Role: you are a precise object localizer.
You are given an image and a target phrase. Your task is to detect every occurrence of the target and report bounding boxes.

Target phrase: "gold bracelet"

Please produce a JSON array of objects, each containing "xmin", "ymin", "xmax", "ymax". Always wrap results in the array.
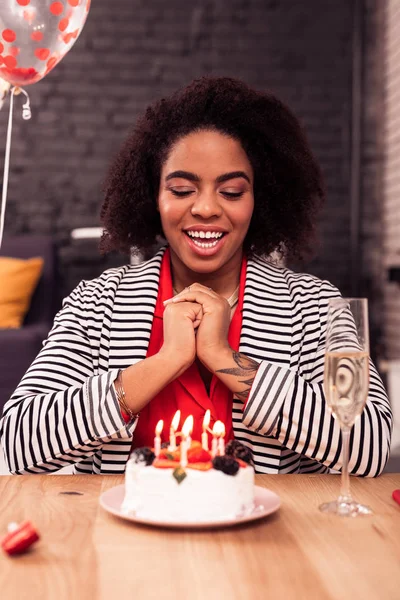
[{"xmin": 114, "ymin": 370, "xmax": 139, "ymax": 421}]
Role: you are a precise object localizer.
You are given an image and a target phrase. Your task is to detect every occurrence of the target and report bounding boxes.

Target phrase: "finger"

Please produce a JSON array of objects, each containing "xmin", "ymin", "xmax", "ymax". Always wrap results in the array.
[
  {"xmin": 164, "ymin": 284, "xmax": 215, "ymax": 305},
  {"xmin": 164, "ymin": 289, "xmax": 217, "ymax": 306}
]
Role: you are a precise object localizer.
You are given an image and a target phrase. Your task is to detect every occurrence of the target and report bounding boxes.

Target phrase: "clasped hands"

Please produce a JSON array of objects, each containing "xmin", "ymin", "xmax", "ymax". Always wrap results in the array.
[{"xmin": 161, "ymin": 282, "xmax": 232, "ymax": 372}]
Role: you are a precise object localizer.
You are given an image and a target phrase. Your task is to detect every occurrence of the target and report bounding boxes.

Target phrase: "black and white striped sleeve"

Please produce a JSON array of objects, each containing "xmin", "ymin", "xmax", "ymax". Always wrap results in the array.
[
  {"xmin": 242, "ymin": 280, "xmax": 392, "ymax": 477},
  {"xmin": 0, "ymin": 280, "xmax": 137, "ymax": 474}
]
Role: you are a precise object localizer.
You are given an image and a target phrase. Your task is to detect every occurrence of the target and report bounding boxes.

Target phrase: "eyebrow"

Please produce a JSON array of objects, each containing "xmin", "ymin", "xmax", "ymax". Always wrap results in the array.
[{"xmin": 165, "ymin": 170, "xmax": 251, "ymax": 184}]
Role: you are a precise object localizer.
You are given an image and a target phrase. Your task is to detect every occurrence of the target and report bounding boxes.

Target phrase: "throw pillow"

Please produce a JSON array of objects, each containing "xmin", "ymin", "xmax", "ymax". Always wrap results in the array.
[{"xmin": 0, "ymin": 256, "xmax": 44, "ymax": 328}]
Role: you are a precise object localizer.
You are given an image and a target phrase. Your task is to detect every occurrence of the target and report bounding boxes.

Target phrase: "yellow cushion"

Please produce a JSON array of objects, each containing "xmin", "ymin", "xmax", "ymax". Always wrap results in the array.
[{"xmin": 0, "ymin": 256, "xmax": 44, "ymax": 328}]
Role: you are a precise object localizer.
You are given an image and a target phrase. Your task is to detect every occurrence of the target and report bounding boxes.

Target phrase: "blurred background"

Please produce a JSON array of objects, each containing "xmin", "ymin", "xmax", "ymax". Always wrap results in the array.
[{"xmin": 1, "ymin": 0, "xmax": 399, "ymax": 469}]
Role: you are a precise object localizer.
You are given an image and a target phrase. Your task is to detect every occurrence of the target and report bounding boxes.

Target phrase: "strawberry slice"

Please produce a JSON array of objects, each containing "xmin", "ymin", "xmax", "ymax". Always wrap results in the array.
[
  {"xmin": 187, "ymin": 461, "xmax": 213, "ymax": 471},
  {"xmin": 153, "ymin": 459, "xmax": 179, "ymax": 469},
  {"xmin": 187, "ymin": 447, "xmax": 212, "ymax": 463},
  {"xmin": 157, "ymin": 449, "xmax": 180, "ymax": 462}
]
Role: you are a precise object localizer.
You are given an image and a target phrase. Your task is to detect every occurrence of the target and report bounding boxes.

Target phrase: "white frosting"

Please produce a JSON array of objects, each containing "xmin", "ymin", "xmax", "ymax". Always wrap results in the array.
[{"xmin": 122, "ymin": 459, "xmax": 255, "ymax": 523}]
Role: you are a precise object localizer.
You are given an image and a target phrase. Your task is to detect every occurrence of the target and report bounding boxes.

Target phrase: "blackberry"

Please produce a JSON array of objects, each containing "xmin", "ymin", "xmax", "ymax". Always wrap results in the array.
[
  {"xmin": 225, "ymin": 439, "xmax": 244, "ymax": 456},
  {"xmin": 212, "ymin": 456, "xmax": 240, "ymax": 476},
  {"xmin": 131, "ymin": 447, "xmax": 155, "ymax": 466},
  {"xmin": 225, "ymin": 440, "xmax": 253, "ymax": 465}
]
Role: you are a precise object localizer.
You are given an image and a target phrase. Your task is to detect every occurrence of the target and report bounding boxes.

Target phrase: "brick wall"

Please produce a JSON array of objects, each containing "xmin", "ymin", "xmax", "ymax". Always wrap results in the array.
[
  {"xmin": 0, "ymin": 0, "xmax": 355, "ymax": 303},
  {"xmin": 383, "ymin": 0, "xmax": 400, "ymax": 359}
]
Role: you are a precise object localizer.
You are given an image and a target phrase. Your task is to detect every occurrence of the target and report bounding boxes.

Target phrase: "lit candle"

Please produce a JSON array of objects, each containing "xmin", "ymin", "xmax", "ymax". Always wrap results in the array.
[
  {"xmin": 186, "ymin": 415, "xmax": 194, "ymax": 451},
  {"xmin": 218, "ymin": 422, "xmax": 226, "ymax": 456},
  {"xmin": 180, "ymin": 415, "xmax": 193, "ymax": 468},
  {"xmin": 168, "ymin": 410, "xmax": 181, "ymax": 451},
  {"xmin": 154, "ymin": 419, "xmax": 163, "ymax": 458},
  {"xmin": 211, "ymin": 421, "xmax": 222, "ymax": 458},
  {"xmin": 202, "ymin": 409, "xmax": 211, "ymax": 451}
]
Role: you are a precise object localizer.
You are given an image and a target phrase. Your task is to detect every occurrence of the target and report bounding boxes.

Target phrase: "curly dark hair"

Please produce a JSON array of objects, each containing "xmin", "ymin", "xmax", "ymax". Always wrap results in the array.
[{"xmin": 100, "ymin": 76, "xmax": 324, "ymax": 261}]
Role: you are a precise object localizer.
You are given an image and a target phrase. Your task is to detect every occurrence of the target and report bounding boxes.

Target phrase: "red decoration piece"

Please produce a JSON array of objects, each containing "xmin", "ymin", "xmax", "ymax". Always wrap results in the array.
[
  {"xmin": 45, "ymin": 55, "xmax": 58, "ymax": 74},
  {"xmin": 23, "ymin": 9, "xmax": 36, "ymax": 24},
  {"xmin": 2, "ymin": 29, "xmax": 17, "ymax": 43},
  {"xmin": 1, "ymin": 521, "xmax": 40, "ymax": 556},
  {"xmin": 50, "ymin": 1, "xmax": 64, "ymax": 16},
  {"xmin": 393, "ymin": 489, "xmax": 400, "ymax": 506},
  {"xmin": 0, "ymin": 42, "xmax": 4, "ymax": 53},
  {"xmin": 0, "ymin": 65, "xmax": 40, "ymax": 85},
  {"xmin": 31, "ymin": 31, "xmax": 43, "ymax": 42},
  {"xmin": 68, "ymin": 0, "xmax": 80, "ymax": 5},
  {"xmin": 0, "ymin": 57, "xmax": 4, "ymax": 66},
  {"xmin": 34, "ymin": 48, "xmax": 50, "ymax": 61},
  {"xmin": 17, "ymin": 0, "xmax": 31, "ymax": 5},
  {"xmin": 58, "ymin": 18, "xmax": 69, "ymax": 32},
  {"xmin": 3, "ymin": 55, "xmax": 17, "ymax": 69}
]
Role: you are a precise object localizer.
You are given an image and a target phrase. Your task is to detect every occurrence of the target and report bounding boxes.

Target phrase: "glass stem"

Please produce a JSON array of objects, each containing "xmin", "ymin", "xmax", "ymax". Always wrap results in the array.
[{"xmin": 340, "ymin": 426, "xmax": 352, "ymax": 502}]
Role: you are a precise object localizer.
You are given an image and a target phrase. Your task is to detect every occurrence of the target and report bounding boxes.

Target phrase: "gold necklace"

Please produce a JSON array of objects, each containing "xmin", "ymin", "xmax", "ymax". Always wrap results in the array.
[{"xmin": 172, "ymin": 285, "xmax": 239, "ymax": 309}]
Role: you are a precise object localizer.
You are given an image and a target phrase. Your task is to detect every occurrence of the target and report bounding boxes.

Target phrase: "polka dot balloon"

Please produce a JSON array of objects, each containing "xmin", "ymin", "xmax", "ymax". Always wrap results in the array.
[{"xmin": 0, "ymin": 0, "xmax": 91, "ymax": 86}]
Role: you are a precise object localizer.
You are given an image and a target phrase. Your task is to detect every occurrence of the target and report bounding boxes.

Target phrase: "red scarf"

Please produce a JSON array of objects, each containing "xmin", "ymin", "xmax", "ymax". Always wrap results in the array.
[{"xmin": 131, "ymin": 248, "xmax": 246, "ymax": 449}]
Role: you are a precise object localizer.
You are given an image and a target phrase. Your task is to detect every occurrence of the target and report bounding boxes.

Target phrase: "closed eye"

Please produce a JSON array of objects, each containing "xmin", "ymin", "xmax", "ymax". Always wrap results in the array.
[
  {"xmin": 221, "ymin": 191, "xmax": 243, "ymax": 199},
  {"xmin": 170, "ymin": 190, "xmax": 244, "ymax": 199},
  {"xmin": 170, "ymin": 190, "xmax": 193, "ymax": 197}
]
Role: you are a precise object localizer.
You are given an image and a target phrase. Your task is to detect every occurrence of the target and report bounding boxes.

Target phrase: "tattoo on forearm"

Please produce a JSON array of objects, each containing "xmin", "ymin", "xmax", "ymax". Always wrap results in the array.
[{"xmin": 216, "ymin": 351, "xmax": 259, "ymax": 401}]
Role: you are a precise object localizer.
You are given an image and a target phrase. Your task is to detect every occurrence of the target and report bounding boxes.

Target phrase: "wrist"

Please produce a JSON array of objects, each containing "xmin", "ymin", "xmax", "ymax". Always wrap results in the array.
[
  {"xmin": 157, "ymin": 347, "xmax": 193, "ymax": 378},
  {"xmin": 199, "ymin": 344, "xmax": 233, "ymax": 373}
]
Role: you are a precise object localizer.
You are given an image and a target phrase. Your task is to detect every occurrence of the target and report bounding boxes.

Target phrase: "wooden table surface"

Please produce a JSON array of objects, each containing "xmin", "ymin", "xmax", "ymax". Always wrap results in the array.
[{"xmin": 0, "ymin": 473, "xmax": 399, "ymax": 600}]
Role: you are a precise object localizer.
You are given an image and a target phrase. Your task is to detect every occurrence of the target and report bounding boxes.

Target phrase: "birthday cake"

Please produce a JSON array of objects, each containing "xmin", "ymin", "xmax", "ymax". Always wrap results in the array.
[{"xmin": 121, "ymin": 440, "xmax": 255, "ymax": 523}]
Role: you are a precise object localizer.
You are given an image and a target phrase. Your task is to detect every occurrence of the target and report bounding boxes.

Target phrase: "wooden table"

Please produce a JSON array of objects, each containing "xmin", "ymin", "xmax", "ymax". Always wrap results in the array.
[{"xmin": 0, "ymin": 474, "xmax": 399, "ymax": 600}]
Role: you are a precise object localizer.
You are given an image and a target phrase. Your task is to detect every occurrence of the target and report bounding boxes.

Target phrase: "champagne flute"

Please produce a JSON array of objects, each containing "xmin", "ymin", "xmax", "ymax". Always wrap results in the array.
[{"xmin": 319, "ymin": 298, "xmax": 372, "ymax": 517}]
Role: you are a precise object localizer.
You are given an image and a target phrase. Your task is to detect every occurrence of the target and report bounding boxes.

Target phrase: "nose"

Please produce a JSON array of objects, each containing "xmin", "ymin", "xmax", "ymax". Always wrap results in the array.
[{"xmin": 190, "ymin": 191, "xmax": 223, "ymax": 219}]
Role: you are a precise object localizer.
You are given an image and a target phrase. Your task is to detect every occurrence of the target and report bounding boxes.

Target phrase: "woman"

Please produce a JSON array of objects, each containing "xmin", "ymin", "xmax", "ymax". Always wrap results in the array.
[{"xmin": 0, "ymin": 77, "xmax": 391, "ymax": 475}]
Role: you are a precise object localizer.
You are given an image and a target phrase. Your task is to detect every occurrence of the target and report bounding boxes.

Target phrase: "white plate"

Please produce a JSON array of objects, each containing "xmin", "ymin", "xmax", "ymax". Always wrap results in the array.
[{"xmin": 100, "ymin": 484, "xmax": 281, "ymax": 530}]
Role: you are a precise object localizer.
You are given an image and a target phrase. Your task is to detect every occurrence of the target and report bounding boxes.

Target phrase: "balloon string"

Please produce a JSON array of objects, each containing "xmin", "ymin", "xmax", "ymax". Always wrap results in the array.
[{"xmin": 0, "ymin": 86, "xmax": 31, "ymax": 249}]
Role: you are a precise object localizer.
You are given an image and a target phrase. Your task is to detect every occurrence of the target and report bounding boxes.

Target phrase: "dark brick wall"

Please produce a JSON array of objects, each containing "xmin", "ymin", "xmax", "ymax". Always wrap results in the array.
[{"xmin": 1, "ymin": 0, "xmax": 356, "ymax": 304}]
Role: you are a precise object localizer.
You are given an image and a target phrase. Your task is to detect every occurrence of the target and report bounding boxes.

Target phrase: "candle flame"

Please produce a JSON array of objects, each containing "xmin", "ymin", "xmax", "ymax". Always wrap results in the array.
[
  {"xmin": 212, "ymin": 420, "xmax": 225, "ymax": 437},
  {"xmin": 182, "ymin": 415, "xmax": 194, "ymax": 437},
  {"xmin": 155, "ymin": 419, "xmax": 164, "ymax": 436},
  {"xmin": 202, "ymin": 409, "xmax": 211, "ymax": 430},
  {"xmin": 171, "ymin": 410, "xmax": 181, "ymax": 431}
]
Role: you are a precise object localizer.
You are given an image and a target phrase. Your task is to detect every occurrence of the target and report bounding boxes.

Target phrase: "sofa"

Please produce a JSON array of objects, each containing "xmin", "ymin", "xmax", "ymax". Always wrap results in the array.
[{"xmin": 0, "ymin": 235, "xmax": 58, "ymax": 413}]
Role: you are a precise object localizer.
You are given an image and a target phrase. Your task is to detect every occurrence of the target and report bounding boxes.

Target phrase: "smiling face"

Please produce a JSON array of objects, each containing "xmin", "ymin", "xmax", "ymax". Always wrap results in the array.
[{"xmin": 158, "ymin": 129, "xmax": 254, "ymax": 282}]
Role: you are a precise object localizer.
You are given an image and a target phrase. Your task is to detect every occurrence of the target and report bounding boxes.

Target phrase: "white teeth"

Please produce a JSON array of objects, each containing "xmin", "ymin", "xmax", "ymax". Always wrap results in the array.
[
  {"xmin": 186, "ymin": 230, "xmax": 224, "ymax": 239},
  {"xmin": 192, "ymin": 239, "xmax": 220, "ymax": 248}
]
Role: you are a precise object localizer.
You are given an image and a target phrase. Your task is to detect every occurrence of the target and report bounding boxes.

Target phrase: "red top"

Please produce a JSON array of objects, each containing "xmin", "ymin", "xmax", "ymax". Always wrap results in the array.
[{"xmin": 126, "ymin": 248, "xmax": 247, "ymax": 449}]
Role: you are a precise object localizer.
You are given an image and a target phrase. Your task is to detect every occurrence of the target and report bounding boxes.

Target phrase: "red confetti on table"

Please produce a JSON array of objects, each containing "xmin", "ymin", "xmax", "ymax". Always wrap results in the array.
[
  {"xmin": 16, "ymin": 0, "xmax": 31, "ymax": 5},
  {"xmin": 0, "ymin": 42, "xmax": 4, "ymax": 54},
  {"xmin": 2, "ymin": 29, "xmax": 17, "ymax": 43},
  {"xmin": 68, "ymin": 0, "xmax": 80, "ymax": 5},
  {"xmin": 393, "ymin": 489, "xmax": 400, "ymax": 506},
  {"xmin": 50, "ymin": 1, "xmax": 64, "ymax": 16},
  {"xmin": 1, "ymin": 521, "xmax": 40, "ymax": 556}
]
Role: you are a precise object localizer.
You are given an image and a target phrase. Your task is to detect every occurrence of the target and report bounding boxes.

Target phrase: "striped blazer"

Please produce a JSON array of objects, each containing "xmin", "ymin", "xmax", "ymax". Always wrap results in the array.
[{"xmin": 0, "ymin": 247, "xmax": 392, "ymax": 476}]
